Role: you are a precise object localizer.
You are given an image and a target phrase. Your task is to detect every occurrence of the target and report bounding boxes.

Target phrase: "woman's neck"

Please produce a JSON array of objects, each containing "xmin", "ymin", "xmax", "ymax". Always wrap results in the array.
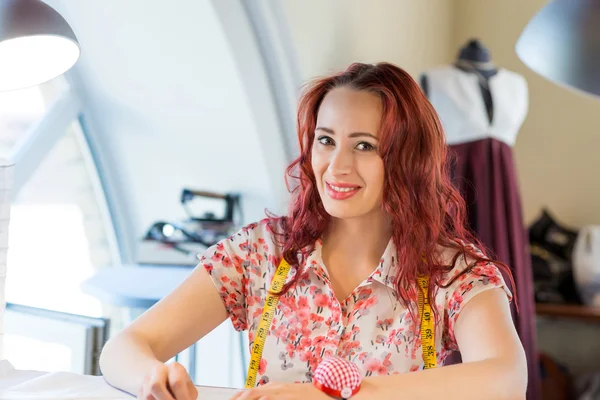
[{"xmin": 322, "ymin": 211, "xmax": 392, "ymax": 269}]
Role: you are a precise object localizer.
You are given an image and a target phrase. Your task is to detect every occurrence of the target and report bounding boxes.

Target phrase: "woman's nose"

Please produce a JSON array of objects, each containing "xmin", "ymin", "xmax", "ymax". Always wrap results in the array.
[{"xmin": 328, "ymin": 149, "xmax": 353, "ymax": 176}]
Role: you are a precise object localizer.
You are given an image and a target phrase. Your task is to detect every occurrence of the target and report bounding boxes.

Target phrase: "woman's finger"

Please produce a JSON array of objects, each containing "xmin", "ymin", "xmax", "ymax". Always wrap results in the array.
[
  {"xmin": 149, "ymin": 367, "xmax": 175, "ymax": 400},
  {"xmin": 167, "ymin": 363, "xmax": 194, "ymax": 400}
]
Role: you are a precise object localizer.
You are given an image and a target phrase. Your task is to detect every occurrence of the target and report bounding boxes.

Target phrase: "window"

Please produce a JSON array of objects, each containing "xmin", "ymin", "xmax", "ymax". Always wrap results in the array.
[
  {"xmin": 1, "ymin": 77, "xmax": 118, "ymax": 373},
  {"xmin": 4, "ymin": 303, "xmax": 109, "ymax": 375},
  {"xmin": 0, "ymin": 79, "xmax": 67, "ymax": 159}
]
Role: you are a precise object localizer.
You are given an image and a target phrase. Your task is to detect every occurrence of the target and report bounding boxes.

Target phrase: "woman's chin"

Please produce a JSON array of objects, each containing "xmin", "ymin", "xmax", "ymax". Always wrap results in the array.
[{"xmin": 323, "ymin": 204, "xmax": 363, "ymax": 220}]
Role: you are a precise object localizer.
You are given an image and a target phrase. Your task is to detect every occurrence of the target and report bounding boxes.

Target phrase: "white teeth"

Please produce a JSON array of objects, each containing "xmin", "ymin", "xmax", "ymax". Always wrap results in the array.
[{"xmin": 330, "ymin": 185, "xmax": 357, "ymax": 192}]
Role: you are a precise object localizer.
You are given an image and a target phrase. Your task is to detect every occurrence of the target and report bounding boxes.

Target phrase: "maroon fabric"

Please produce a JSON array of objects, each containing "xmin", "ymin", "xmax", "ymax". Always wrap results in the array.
[{"xmin": 449, "ymin": 138, "xmax": 541, "ymax": 400}]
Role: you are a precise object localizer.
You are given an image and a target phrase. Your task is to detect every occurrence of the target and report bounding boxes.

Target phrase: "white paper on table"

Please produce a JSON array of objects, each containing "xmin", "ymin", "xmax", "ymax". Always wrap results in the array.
[{"xmin": 0, "ymin": 361, "xmax": 241, "ymax": 400}]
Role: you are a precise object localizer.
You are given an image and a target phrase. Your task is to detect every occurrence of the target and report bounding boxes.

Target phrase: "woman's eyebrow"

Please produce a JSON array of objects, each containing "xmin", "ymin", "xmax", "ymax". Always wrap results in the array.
[{"xmin": 315, "ymin": 127, "xmax": 378, "ymax": 140}]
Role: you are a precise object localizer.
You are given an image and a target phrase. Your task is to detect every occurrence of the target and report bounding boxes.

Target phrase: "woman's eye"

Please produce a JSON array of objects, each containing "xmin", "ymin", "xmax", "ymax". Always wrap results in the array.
[
  {"xmin": 356, "ymin": 142, "xmax": 375, "ymax": 151},
  {"xmin": 317, "ymin": 136, "xmax": 334, "ymax": 146}
]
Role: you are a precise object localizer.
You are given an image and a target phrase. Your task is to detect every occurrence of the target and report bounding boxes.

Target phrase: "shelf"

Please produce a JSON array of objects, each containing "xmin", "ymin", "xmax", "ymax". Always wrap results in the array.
[{"xmin": 536, "ymin": 303, "xmax": 600, "ymax": 323}]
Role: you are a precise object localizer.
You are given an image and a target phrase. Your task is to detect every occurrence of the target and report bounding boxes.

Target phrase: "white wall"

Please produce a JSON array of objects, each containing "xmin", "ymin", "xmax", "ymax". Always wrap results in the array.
[
  {"xmin": 0, "ymin": 159, "xmax": 14, "ymax": 360},
  {"xmin": 283, "ymin": 0, "xmax": 456, "ymax": 80}
]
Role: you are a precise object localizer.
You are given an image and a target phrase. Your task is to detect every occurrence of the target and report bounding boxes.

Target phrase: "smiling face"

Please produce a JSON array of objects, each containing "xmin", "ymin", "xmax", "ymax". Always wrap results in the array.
[{"xmin": 311, "ymin": 86, "xmax": 385, "ymax": 220}]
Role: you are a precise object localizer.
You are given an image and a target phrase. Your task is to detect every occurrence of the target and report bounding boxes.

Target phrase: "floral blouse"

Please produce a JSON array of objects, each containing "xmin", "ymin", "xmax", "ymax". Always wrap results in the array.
[{"xmin": 198, "ymin": 218, "xmax": 511, "ymax": 385}]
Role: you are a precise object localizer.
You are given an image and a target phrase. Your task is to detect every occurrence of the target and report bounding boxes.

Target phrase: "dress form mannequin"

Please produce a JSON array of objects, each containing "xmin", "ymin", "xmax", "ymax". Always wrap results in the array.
[{"xmin": 421, "ymin": 39, "xmax": 497, "ymax": 123}]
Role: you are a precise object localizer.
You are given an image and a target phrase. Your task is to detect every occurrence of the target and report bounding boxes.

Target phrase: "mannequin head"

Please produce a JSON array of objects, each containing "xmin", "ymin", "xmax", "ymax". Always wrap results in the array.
[
  {"xmin": 456, "ymin": 39, "xmax": 497, "ymax": 78},
  {"xmin": 457, "ymin": 39, "xmax": 492, "ymax": 63}
]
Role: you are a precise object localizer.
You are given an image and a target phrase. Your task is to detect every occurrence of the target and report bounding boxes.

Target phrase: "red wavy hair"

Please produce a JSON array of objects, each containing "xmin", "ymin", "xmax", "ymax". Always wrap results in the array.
[{"xmin": 270, "ymin": 62, "xmax": 515, "ymax": 318}]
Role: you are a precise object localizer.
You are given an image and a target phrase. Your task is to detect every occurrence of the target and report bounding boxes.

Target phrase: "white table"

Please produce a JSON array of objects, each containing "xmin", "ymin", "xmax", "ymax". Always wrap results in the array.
[
  {"xmin": 0, "ymin": 360, "xmax": 239, "ymax": 400},
  {"xmin": 81, "ymin": 265, "xmax": 194, "ymax": 310},
  {"xmin": 80, "ymin": 265, "xmax": 199, "ymax": 379}
]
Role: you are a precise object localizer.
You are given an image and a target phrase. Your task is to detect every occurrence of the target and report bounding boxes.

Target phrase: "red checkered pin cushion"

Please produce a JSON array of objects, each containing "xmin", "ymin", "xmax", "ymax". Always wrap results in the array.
[{"xmin": 313, "ymin": 357, "xmax": 362, "ymax": 399}]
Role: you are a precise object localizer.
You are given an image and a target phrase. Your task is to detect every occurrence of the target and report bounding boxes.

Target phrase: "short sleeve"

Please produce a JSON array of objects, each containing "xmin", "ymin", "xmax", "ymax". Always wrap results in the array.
[
  {"xmin": 442, "ymin": 253, "xmax": 513, "ymax": 350},
  {"xmin": 196, "ymin": 228, "xmax": 251, "ymax": 331}
]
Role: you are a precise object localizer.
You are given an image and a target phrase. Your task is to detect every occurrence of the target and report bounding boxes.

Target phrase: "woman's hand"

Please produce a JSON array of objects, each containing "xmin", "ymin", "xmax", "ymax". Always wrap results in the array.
[
  {"xmin": 137, "ymin": 361, "xmax": 198, "ymax": 400},
  {"xmin": 230, "ymin": 382, "xmax": 330, "ymax": 400}
]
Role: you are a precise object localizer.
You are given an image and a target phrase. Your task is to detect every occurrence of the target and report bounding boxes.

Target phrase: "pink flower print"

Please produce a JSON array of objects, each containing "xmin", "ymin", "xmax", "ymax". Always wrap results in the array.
[
  {"xmin": 382, "ymin": 352, "xmax": 392, "ymax": 367},
  {"xmin": 220, "ymin": 275, "xmax": 230, "ymax": 284},
  {"xmin": 365, "ymin": 358, "xmax": 383, "ymax": 376},
  {"xmin": 300, "ymin": 318, "xmax": 310, "ymax": 328},
  {"xmin": 222, "ymin": 256, "xmax": 232, "ymax": 268},
  {"xmin": 312, "ymin": 336, "xmax": 326, "ymax": 347},
  {"xmin": 297, "ymin": 308, "xmax": 310, "ymax": 321},
  {"xmin": 211, "ymin": 252, "xmax": 223, "ymax": 262},
  {"xmin": 342, "ymin": 341, "xmax": 360, "ymax": 357},
  {"xmin": 258, "ymin": 237, "xmax": 265, "ymax": 245},
  {"xmin": 204, "ymin": 263, "xmax": 213, "ymax": 274},
  {"xmin": 238, "ymin": 240, "xmax": 249, "ymax": 251},
  {"xmin": 354, "ymin": 296, "xmax": 377, "ymax": 318},
  {"xmin": 410, "ymin": 364, "xmax": 420, "ymax": 372},
  {"xmin": 341, "ymin": 330, "xmax": 351, "ymax": 342},
  {"xmin": 375, "ymin": 334, "xmax": 386, "ymax": 345},
  {"xmin": 488, "ymin": 275, "xmax": 501, "ymax": 286},
  {"xmin": 255, "ymin": 253, "xmax": 263, "ymax": 262},
  {"xmin": 310, "ymin": 314, "xmax": 324, "ymax": 323},
  {"xmin": 298, "ymin": 296, "xmax": 309, "ymax": 308},
  {"xmin": 299, "ymin": 351, "xmax": 312, "ymax": 362},
  {"xmin": 248, "ymin": 264, "xmax": 261, "ymax": 277},
  {"xmin": 286, "ymin": 343, "xmax": 296, "ymax": 358},
  {"xmin": 216, "ymin": 243, "xmax": 225, "ymax": 252},
  {"xmin": 258, "ymin": 376, "xmax": 269, "ymax": 386},
  {"xmin": 258, "ymin": 358, "xmax": 267, "ymax": 375},
  {"xmin": 300, "ymin": 336, "xmax": 311, "ymax": 348},
  {"xmin": 459, "ymin": 281, "xmax": 474, "ymax": 296},
  {"xmin": 451, "ymin": 291, "xmax": 464, "ymax": 311},
  {"xmin": 314, "ymin": 294, "xmax": 330, "ymax": 313},
  {"xmin": 253, "ymin": 308, "xmax": 264, "ymax": 318},
  {"xmin": 357, "ymin": 288, "xmax": 372, "ymax": 300},
  {"xmin": 268, "ymin": 254, "xmax": 278, "ymax": 266}
]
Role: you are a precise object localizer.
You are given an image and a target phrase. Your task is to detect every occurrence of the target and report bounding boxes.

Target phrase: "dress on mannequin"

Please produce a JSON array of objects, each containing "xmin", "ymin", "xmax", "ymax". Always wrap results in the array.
[{"xmin": 421, "ymin": 40, "xmax": 541, "ymax": 400}]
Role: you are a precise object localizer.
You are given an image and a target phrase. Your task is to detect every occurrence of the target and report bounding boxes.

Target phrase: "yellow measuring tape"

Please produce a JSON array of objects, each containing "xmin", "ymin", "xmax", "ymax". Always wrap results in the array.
[
  {"xmin": 418, "ymin": 276, "xmax": 437, "ymax": 369},
  {"xmin": 245, "ymin": 259, "xmax": 436, "ymax": 388},
  {"xmin": 245, "ymin": 258, "xmax": 291, "ymax": 388}
]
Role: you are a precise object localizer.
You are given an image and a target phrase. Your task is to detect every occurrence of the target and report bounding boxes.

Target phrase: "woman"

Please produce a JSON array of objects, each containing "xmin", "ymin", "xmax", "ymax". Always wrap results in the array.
[{"xmin": 99, "ymin": 62, "xmax": 527, "ymax": 400}]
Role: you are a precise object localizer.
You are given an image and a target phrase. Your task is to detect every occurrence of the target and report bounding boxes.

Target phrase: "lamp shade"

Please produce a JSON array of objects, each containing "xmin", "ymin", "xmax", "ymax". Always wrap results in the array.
[
  {"xmin": 0, "ymin": 0, "xmax": 80, "ymax": 91},
  {"xmin": 516, "ymin": 0, "xmax": 600, "ymax": 98}
]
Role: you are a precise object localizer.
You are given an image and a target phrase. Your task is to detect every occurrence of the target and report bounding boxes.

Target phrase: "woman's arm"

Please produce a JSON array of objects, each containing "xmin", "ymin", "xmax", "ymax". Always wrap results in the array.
[
  {"xmin": 99, "ymin": 265, "xmax": 229, "ymax": 396},
  {"xmin": 356, "ymin": 287, "xmax": 527, "ymax": 400}
]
